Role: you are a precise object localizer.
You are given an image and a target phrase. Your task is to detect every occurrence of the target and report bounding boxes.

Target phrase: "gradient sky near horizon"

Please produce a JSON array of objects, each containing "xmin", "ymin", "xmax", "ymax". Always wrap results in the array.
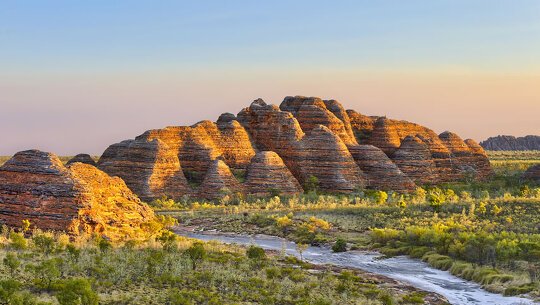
[{"xmin": 1, "ymin": 1, "xmax": 539, "ymax": 155}]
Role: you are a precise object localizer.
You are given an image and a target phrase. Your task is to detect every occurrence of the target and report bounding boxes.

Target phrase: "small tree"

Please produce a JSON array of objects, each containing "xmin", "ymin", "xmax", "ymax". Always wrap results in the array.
[
  {"xmin": 186, "ymin": 242, "xmax": 206, "ymax": 270},
  {"xmin": 33, "ymin": 234, "xmax": 56, "ymax": 256},
  {"xmin": 296, "ymin": 243, "xmax": 309, "ymax": 261},
  {"xmin": 3, "ymin": 253, "xmax": 20, "ymax": 277},
  {"xmin": 304, "ymin": 175, "xmax": 319, "ymax": 193}
]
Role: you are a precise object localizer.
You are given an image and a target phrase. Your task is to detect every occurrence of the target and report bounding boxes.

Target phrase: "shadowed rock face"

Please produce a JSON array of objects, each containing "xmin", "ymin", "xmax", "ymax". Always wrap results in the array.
[
  {"xmin": 392, "ymin": 136, "xmax": 438, "ymax": 185},
  {"xmin": 480, "ymin": 135, "xmax": 540, "ymax": 151},
  {"xmin": 198, "ymin": 160, "xmax": 243, "ymax": 199},
  {"xmin": 348, "ymin": 145, "xmax": 416, "ymax": 192},
  {"xmin": 96, "ymin": 96, "xmax": 491, "ymax": 198},
  {"xmin": 439, "ymin": 132, "xmax": 493, "ymax": 180},
  {"xmin": 244, "ymin": 151, "xmax": 302, "ymax": 197},
  {"xmin": 524, "ymin": 164, "xmax": 540, "ymax": 182},
  {"xmin": 0, "ymin": 150, "xmax": 158, "ymax": 240},
  {"xmin": 297, "ymin": 126, "xmax": 365, "ymax": 192},
  {"xmin": 66, "ymin": 154, "xmax": 97, "ymax": 166}
]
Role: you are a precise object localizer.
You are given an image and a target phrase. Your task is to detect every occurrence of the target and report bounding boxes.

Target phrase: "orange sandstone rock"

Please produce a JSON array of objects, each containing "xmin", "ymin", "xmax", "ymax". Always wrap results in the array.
[
  {"xmin": 98, "ymin": 138, "xmax": 191, "ymax": 201},
  {"xmin": 0, "ymin": 150, "xmax": 158, "ymax": 240},
  {"xmin": 198, "ymin": 160, "xmax": 244, "ymax": 199},
  {"xmin": 348, "ymin": 144, "xmax": 416, "ymax": 192},
  {"xmin": 244, "ymin": 151, "xmax": 302, "ymax": 197}
]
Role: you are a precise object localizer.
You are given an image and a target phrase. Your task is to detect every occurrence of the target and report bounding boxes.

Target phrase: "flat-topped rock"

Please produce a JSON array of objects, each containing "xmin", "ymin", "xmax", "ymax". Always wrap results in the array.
[
  {"xmin": 245, "ymin": 151, "xmax": 302, "ymax": 196},
  {"xmin": 0, "ymin": 150, "xmax": 159, "ymax": 240},
  {"xmin": 66, "ymin": 154, "xmax": 97, "ymax": 166},
  {"xmin": 481, "ymin": 135, "xmax": 540, "ymax": 151}
]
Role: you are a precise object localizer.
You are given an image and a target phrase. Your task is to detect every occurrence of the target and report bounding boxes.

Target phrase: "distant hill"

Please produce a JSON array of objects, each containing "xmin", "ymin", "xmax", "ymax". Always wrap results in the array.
[{"xmin": 480, "ymin": 135, "xmax": 540, "ymax": 151}]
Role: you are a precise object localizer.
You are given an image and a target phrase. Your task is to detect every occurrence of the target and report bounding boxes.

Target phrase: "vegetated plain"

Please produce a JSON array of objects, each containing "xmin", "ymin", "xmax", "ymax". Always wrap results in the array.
[
  {"xmin": 156, "ymin": 151, "xmax": 540, "ymax": 301},
  {"xmin": 0, "ymin": 151, "xmax": 539, "ymax": 304}
]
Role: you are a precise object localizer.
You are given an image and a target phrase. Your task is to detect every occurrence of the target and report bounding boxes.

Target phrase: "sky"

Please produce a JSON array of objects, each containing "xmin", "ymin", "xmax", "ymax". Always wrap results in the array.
[{"xmin": 1, "ymin": 1, "xmax": 539, "ymax": 155}]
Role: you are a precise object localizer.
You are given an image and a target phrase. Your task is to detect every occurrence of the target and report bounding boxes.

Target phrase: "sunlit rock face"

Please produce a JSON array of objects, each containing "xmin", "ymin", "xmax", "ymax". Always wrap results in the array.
[
  {"xmin": 280, "ymin": 96, "xmax": 358, "ymax": 146},
  {"xmin": 197, "ymin": 160, "xmax": 244, "ymax": 200},
  {"xmin": 524, "ymin": 164, "xmax": 540, "ymax": 183},
  {"xmin": 98, "ymin": 138, "xmax": 191, "ymax": 202},
  {"xmin": 244, "ymin": 151, "xmax": 302, "ymax": 197},
  {"xmin": 0, "ymin": 150, "xmax": 158, "ymax": 241},
  {"xmin": 96, "ymin": 96, "xmax": 492, "ymax": 198},
  {"xmin": 66, "ymin": 154, "xmax": 96, "ymax": 166}
]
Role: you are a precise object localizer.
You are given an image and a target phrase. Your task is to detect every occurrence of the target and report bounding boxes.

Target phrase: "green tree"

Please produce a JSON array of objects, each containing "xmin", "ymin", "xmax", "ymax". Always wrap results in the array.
[
  {"xmin": 3, "ymin": 253, "xmax": 20, "ymax": 277},
  {"xmin": 186, "ymin": 242, "xmax": 206, "ymax": 270},
  {"xmin": 304, "ymin": 175, "xmax": 319, "ymax": 193},
  {"xmin": 33, "ymin": 234, "xmax": 56, "ymax": 256}
]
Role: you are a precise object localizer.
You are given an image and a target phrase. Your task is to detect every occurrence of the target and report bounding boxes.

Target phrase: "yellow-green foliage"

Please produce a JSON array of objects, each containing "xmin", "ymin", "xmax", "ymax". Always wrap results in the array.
[{"xmin": 0, "ymin": 227, "xmax": 403, "ymax": 305}]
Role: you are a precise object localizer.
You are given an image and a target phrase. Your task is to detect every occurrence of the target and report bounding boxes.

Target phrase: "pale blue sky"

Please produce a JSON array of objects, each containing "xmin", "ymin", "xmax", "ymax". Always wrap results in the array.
[{"xmin": 1, "ymin": 1, "xmax": 539, "ymax": 155}]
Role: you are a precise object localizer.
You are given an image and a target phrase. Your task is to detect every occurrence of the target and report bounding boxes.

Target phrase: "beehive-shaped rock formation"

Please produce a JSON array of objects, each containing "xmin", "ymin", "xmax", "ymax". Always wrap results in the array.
[
  {"xmin": 0, "ymin": 150, "xmax": 159, "ymax": 240},
  {"xmin": 348, "ymin": 145, "xmax": 416, "ymax": 191},
  {"xmin": 297, "ymin": 126, "xmax": 365, "ymax": 192},
  {"xmin": 96, "ymin": 96, "xmax": 492, "ymax": 198},
  {"xmin": 392, "ymin": 136, "xmax": 438, "ymax": 185},
  {"xmin": 198, "ymin": 160, "xmax": 244, "ymax": 199},
  {"xmin": 66, "ymin": 154, "xmax": 96, "ymax": 166},
  {"xmin": 98, "ymin": 138, "xmax": 191, "ymax": 201},
  {"xmin": 280, "ymin": 96, "xmax": 357, "ymax": 146},
  {"xmin": 244, "ymin": 151, "xmax": 302, "ymax": 196}
]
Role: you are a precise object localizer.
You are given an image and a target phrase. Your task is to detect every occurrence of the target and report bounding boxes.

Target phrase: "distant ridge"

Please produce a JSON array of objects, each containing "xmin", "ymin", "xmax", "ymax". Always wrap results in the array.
[{"xmin": 480, "ymin": 135, "xmax": 540, "ymax": 151}]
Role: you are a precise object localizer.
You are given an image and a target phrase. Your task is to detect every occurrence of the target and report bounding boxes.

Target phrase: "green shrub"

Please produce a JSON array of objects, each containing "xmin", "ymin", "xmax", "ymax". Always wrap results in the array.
[
  {"xmin": 503, "ymin": 283, "xmax": 536, "ymax": 296},
  {"xmin": 246, "ymin": 246, "xmax": 266, "ymax": 261},
  {"xmin": 332, "ymin": 238, "xmax": 347, "ymax": 253},
  {"xmin": 55, "ymin": 278, "xmax": 98, "ymax": 305}
]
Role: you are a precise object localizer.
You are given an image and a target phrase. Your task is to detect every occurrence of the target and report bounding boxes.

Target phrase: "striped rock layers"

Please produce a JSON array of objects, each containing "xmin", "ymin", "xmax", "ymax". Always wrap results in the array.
[{"xmin": 0, "ymin": 150, "xmax": 158, "ymax": 240}]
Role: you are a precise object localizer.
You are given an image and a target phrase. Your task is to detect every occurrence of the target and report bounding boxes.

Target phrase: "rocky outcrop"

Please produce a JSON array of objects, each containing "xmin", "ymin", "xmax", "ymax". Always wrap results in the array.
[
  {"xmin": 238, "ymin": 100, "xmax": 365, "ymax": 192},
  {"xmin": 523, "ymin": 164, "xmax": 540, "ymax": 183},
  {"xmin": 244, "ymin": 151, "xmax": 302, "ymax": 196},
  {"xmin": 66, "ymin": 154, "xmax": 96, "ymax": 166},
  {"xmin": 198, "ymin": 160, "xmax": 244, "ymax": 199},
  {"xmin": 96, "ymin": 96, "xmax": 492, "ymax": 197},
  {"xmin": 480, "ymin": 135, "xmax": 540, "ymax": 151},
  {"xmin": 348, "ymin": 145, "xmax": 416, "ymax": 192},
  {"xmin": 438, "ymin": 132, "xmax": 493, "ymax": 180},
  {"xmin": 280, "ymin": 96, "xmax": 357, "ymax": 146},
  {"xmin": 297, "ymin": 126, "xmax": 365, "ymax": 192},
  {"xmin": 0, "ymin": 150, "xmax": 159, "ymax": 240},
  {"xmin": 346, "ymin": 110, "xmax": 379, "ymax": 143},
  {"xmin": 98, "ymin": 138, "xmax": 191, "ymax": 202},
  {"xmin": 392, "ymin": 136, "xmax": 438, "ymax": 185}
]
